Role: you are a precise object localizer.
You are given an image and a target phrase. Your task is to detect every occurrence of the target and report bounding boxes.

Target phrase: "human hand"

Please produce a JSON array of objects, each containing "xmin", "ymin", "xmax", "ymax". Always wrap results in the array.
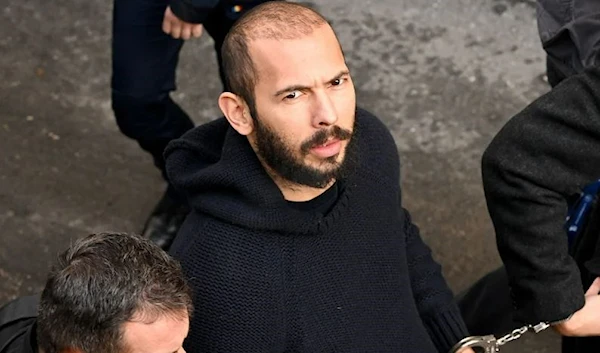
[
  {"xmin": 162, "ymin": 6, "xmax": 203, "ymax": 40},
  {"xmin": 553, "ymin": 277, "xmax": 600, "ymax": 336}
]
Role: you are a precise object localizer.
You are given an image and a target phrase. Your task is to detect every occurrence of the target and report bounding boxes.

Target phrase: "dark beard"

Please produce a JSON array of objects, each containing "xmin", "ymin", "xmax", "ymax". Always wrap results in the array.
[{"xmin": 253, "ymin": 116, "xmax": 357, "ymax": 189}]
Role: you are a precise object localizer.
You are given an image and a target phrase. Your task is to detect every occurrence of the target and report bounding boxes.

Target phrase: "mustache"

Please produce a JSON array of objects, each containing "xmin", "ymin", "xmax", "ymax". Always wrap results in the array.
[{"xmin": 300, "ymin": 126, "xmax": 353, "ymax": 154}]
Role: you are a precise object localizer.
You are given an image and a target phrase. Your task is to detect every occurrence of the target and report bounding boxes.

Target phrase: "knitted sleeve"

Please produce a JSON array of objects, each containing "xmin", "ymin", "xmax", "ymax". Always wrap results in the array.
[
  {"xmin": 402, "ymin": 208, "xmax": 469, "ymax": 353},
  {"xmin": 482, "ymin": 67, "xmax": 600, "ymax": 324}
]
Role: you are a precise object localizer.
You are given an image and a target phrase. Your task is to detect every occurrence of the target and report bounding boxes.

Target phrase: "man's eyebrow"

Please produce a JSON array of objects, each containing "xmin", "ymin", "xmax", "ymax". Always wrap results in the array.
[
  {"xmin": 329, "ymin": 70, "xmax": 350, "ymax": 81},
  {"xmin": 273, "ymin": 70, "xmax": 351, "ymax": 97},
  {"xmin": 274, "ymin": 84, "xmax": 311, "ymax": 97}
]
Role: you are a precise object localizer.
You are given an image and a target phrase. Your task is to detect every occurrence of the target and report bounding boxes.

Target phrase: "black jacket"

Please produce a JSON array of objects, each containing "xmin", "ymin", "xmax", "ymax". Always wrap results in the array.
[
  {"xmin": 482, "ymin": 66, "xmax": 600, "ymax": 325},
  {"xmin": 0, "ymin": 296, "xmax": 38, "ymax": 353},
  {"xmin": 169, "ymin": 0, "xmax": 272, "ymax": 24},
  {"xmin": 164, "ymin": 108, "xmax": 469, "ymax": 353}
]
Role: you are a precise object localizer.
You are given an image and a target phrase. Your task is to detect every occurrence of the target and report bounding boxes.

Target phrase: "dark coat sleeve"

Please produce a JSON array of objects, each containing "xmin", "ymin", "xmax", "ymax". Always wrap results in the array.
[{"xmin": 482, "ymin": 66, "xmax": 600, "ymax": 324}]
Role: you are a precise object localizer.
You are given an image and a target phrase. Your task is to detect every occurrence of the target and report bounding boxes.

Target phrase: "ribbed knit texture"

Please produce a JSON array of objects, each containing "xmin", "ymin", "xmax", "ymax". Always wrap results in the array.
[{"xmin": 165, "ymin": 107, "xmax": 468, "ymax": 353}]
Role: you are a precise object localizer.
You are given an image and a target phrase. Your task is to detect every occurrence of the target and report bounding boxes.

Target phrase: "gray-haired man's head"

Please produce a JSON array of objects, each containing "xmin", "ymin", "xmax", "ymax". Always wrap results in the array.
[{"xmin": 37, "ymin": 232, "xmax": 192, "ymax": 353}]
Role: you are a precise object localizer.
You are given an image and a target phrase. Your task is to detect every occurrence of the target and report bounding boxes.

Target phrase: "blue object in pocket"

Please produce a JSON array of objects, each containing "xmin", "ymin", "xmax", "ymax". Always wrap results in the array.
[{"xmin": 565, "ymin": 179, "xmax": 600, "ymax": 248}]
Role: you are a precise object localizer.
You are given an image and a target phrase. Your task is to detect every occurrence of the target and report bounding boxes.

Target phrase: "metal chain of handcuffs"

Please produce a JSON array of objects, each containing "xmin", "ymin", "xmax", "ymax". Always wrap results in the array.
[
  {"xmin": 449, "ymin": 180, "xmax": 600, "ymax": 352},
  {"xmin": 449, "ymin": 321, "xmax": 551, "ymax": 352}
]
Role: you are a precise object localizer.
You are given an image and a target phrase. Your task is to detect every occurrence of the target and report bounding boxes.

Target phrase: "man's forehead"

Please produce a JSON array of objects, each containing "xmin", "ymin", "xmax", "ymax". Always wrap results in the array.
[{"xmin": 248, "ymin": 31, "xmax": 345, "ymax": 82}]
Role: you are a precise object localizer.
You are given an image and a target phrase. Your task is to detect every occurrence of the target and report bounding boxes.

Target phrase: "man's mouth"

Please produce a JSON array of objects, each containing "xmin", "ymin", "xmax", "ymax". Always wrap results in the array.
[
  {"xmin": 314, "ymin": 138, "xmax": 339, "ymax": 148},
  {"xmin": 310, "ymin": 139, "xmax": 343, "ymax": 158}
]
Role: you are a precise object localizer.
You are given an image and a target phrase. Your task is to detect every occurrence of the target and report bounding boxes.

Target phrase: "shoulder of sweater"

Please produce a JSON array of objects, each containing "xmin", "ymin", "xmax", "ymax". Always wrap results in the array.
[
  {"xmin": 165, "ymin": 117, "xmax": 229, "ymax": 157},
  {"xmin": 354, "ymin": 106, "xmax": 401, "ymax": 181},
  {"xmin": 356, "ymin": 107, "xmax": 398, "ymax": 153},
  {"xmin": 181, "ymin": 117, "xmax": 230, "ymax": 142}
]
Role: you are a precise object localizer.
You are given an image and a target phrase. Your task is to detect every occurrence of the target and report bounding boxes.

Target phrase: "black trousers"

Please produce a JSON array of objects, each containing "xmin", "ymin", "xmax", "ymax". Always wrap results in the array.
[{"xmin": 110, "ymin": 0, "xmax": 237, "ymax": 198}]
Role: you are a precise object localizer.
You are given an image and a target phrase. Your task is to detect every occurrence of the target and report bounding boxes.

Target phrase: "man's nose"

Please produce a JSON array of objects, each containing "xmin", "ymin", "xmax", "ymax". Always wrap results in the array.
[{"xmin": 311, "ymin": 92, "xmax": 338, "ymax": 127}]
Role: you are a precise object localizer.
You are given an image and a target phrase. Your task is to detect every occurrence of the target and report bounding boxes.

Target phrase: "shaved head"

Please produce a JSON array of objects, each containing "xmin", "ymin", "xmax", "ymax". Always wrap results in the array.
[{"xmin": 221, "ymin": 1, "xmax": 332, "ymax": 115}]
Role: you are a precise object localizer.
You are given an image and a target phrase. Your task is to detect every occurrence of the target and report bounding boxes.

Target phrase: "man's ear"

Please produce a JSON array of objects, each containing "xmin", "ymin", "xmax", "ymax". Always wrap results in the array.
[{"xmin": 218, "ymin": 92, "xmax": 254, "ymax": 136}]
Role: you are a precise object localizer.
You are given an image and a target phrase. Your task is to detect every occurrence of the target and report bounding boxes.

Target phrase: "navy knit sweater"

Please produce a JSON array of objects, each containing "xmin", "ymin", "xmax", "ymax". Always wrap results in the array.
[{"xmin": 165, "ymin": 108, "xmax": 469, "ymax": 353}]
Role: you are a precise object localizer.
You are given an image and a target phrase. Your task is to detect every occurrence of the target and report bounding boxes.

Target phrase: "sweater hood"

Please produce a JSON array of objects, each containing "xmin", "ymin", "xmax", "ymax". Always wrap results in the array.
[{"xmin": 164, "ymin": 117, "xmax": 357, "ymax": 234}]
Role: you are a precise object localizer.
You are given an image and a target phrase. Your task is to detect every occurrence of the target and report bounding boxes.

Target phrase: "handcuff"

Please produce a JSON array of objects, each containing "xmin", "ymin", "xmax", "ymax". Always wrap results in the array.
[{"xmin": 449, "ymin": 322, "xmax": 550, "ymax": 352}]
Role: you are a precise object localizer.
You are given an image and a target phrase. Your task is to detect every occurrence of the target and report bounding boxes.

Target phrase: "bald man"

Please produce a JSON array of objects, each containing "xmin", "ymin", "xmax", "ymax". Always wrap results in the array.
[{"xmin": 164, "ymin": 2, "xmax": 473, "ymax": 352}]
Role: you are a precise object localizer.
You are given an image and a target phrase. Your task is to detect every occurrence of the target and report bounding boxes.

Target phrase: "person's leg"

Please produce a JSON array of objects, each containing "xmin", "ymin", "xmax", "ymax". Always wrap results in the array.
[
  {"xmin": 111, "ymin": 0, "xmax": 193, "ymax": 249},
  {"xmin": 202, "ymin": 1, "xmax": 260, "ymax": 91},
  {"xmin": 456, "ymin": 266, "xmax": 519, "ymax": 336},
  {"xmin": 111, "ymin": 0, "xmax": 194, "ymax": 176},
  {"xmin": 202, "ymin": 9, "xmax": 232, "ymax": 92},
  {"xmin": 203, "ymin": 0, "xmax": 284, "ymax": 91}
]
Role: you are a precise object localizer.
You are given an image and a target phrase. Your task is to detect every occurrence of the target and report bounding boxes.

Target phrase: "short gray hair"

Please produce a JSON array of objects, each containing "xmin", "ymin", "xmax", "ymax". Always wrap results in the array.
[{"xmin": 37, "ymin": 232, "xmax": 193, "ymax": 353}]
